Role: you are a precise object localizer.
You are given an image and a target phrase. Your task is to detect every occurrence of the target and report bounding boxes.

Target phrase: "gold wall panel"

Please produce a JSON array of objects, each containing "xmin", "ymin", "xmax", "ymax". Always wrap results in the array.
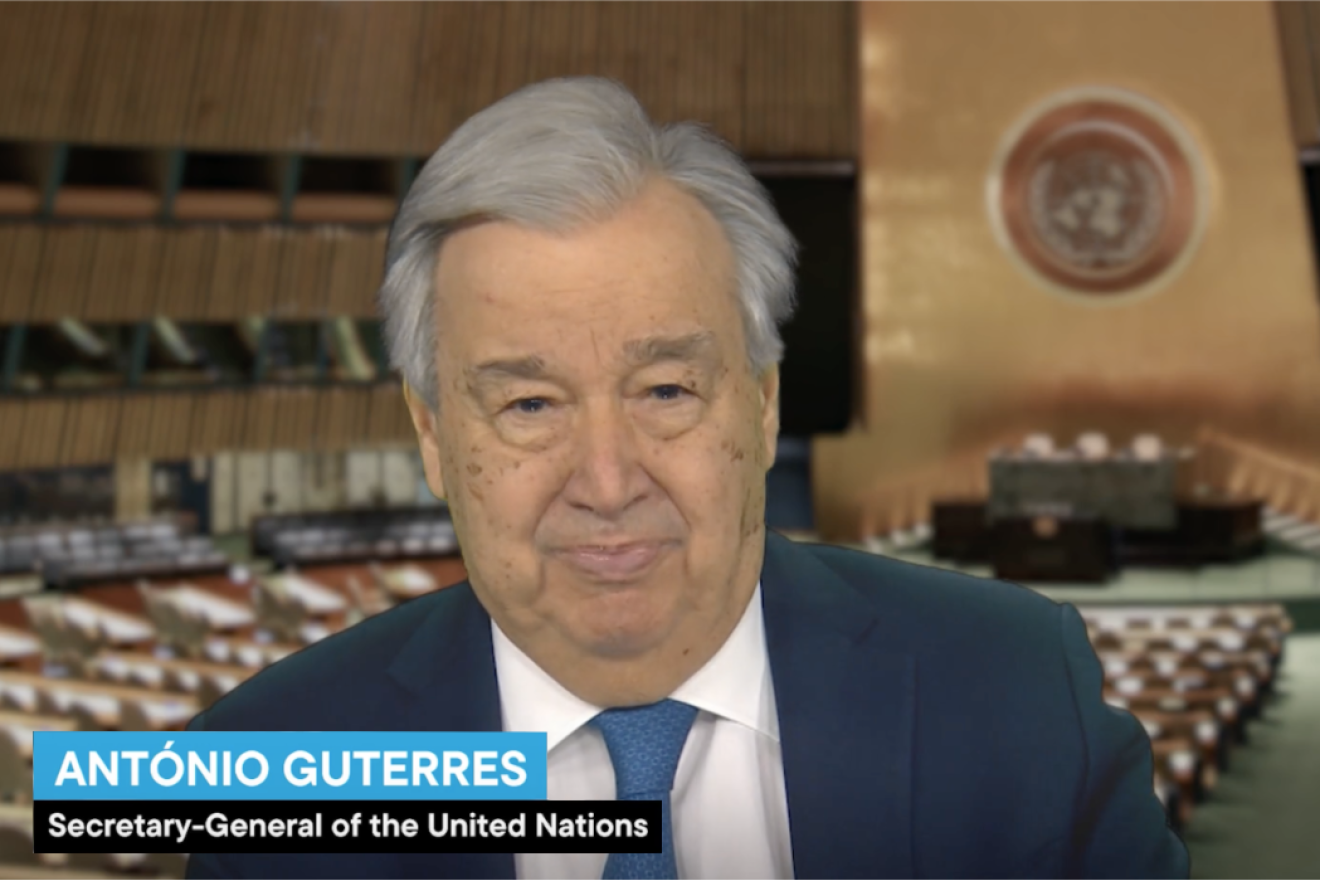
[
  {"xmin": 814, "ymin": 1, "xmax": 1320, "ymax": 540},
  {"xmin": 1196, "ymin": 426, "xmax": 1320, "ymax": 520}
]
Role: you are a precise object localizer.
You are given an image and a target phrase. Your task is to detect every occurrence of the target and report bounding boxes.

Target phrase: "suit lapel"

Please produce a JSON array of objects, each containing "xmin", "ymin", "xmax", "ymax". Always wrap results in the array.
[
  {"xmin": 761, "ymin": 533, "xmax": 917, "ymax": 879},
  {"xmin": 380, "ymin": 536, "xmax": 917, "ymax": 879},
  {"xmin": 388, "ymin": 584, "xmax": 515, "ymax": 880}
]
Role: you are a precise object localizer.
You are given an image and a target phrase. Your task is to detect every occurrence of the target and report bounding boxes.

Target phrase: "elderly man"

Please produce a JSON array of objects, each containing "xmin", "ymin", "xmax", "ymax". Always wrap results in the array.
[{"xmin": 186, "ymin": 78, "xmax": 1188, "ymax": 879}]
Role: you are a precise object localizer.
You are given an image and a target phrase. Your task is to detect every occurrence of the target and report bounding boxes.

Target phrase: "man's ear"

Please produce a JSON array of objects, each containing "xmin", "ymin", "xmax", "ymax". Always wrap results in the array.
[
  {"xmin": 758, "ymin": 365, "xmax": 781, "ymax": 471},
  {"xmin": 403, "ymin": 381, "xmax": 447, "ymax": 501}
]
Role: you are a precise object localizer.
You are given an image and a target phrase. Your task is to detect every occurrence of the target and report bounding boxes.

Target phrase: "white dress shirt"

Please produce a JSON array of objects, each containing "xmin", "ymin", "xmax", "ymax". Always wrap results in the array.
[{"xmin": 493, "ymin": 585, "xmax": 794, "ymax": 880}]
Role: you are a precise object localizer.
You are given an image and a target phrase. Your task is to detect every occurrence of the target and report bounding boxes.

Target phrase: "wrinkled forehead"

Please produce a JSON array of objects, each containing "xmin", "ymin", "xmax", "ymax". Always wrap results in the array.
[{"xmin": 430, "ymin": 183, "xmax": 744, "ymax": 372}]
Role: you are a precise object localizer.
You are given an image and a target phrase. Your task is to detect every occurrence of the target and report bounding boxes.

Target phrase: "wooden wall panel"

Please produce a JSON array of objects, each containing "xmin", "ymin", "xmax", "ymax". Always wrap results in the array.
[
  {"xmin": 150, "ymin": 394, "xmax": 195, "ymax": 462},
  {"xmin": 678, "ymin": 3, "xmax": 746, "ymax": 148},
  {"xmin": 0, "ymin": 386, "xmax": 416, "ymax": 468},
  {"xmin": 239, "ymin": 229, "xmax": 284, "ymax": 317},
  {"xmin": 519, "ymin": 2, "xmax": 585, "ymax": 88},
  {"xmin": 317, "ymin": 386, "xmax": 378, "ymax": 450},
  {"xmin": 184, "ymin": 3, "xmax": 260, "ymax": 149},
  {"xmin": 0, "ymin": 226, "xmax": 385, "ymax": 323},
  {"xmin": 21, "ymin": 5, "xmax": 94, "ymax": 141},
  {"xmin": 205, "ymin": 228, "xmax": 256, "ymax": 321},
  {"xmin": 239, "ymin": 4, "xmax": 292, "ymax": 151},
  {"xmin": 745, "ymin": 2, "xmax": 856, "ymax": 157},
  {"xmin": 365, "ymin": 231, "xmax": 388, "ymax": 317},
  {"xmin": 15, "ymin": 398, "xmax": 67, "ymax": 469},
  {"xmin": 340, "ymin": 388, "xmax": 377, "ymax": 449},
  {"xmin": 312, "ymin": 3, "xmax": 370, "ymax": 153},
  {"xmin": 0, "ymin": 400, "xmax": 26, "ymax": 470},
  {"xmin": 59, "ymin": 394, "xmax": 121, "ymax": 466},
  {"xmin": 456, "ymin": 5, "xmax": 515, "ymax": 136},
  {"xmin": 190, "ymin": 390, "xmax": 247, "ymax": 455},
  {"xmin": 82, "ymin": 227, "xmax": 134, "ymax": 321},
  {"xmin": 242, "ymin": 390, "xmax": 281, "ymax": 451},
  {"xmin": 315, "ymin": 388, "xmax": 351, "ymax": 451},
  {"xmin": 353, "ymin": 4, "xmax": 427, "ymax": 156},
  {"xmin": 1278, "ymin": 1, "xmax": 1320, "ymax": 148},
  {"xmin": 119, "ymin": 228, "xmax": 165, "ymax": 320},
  {"xmin": 0, "ymin": 226, "xmax": 42, "ymax": 322},
  {"xmin": 82, "ymin": 3, "xmax": 150, "ymax": 143},
  {"xmin": 593, "ymin": 5, "xmax": 636, "ymax": 111},
  {"xmin": 28, "ymin": 226, "xmax": 84, "ymax": 321},
  {"xmin": 0, "ymin": 230, "xmax": 19, "ymax": 323},
  {"xmin": 137, "ymin": 4, "xmax": 211, "ymax": 144},
  {"xmin": 0, "ymin": 4, "xmax": 38, "ymax": 134},
  {"xmin": 1, "ymin": 227, "xmax": 43, "ymax": 324},
  {"xmin": 268, "ymin": 387, "xmax": 321, "ymax": 450},
  {"xmin": 411, "ymin": 3, "xmax": 481, "ymax": 150},
  {"xmin": 0, "ymin": 1, "xmax": 856, "ymax": 160},
  {"xmin": 114, "ymin": 395, "xmax": 156, "ymax": 459},
  {"xmin": 367, "ymin": 384, "xmax": 410, "ymax": 445},
  {"xmin": 324, "ymin": 230, "xmax": 386, "ymax": 318},
  {"xmin": 276, "ymin": 232, "xmax": 332, "ymax": 318},
  {"xmin": 154, "ymin": 227, "xmax": 216, "ymax": 321},
  {"xmin": 282, "ymin": 5, "xmax": 335, "ymax": 152}
]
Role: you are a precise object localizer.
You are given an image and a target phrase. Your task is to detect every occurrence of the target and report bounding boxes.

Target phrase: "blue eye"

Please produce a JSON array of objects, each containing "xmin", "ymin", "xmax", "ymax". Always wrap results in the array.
[
  {"xmin": 511, "ymin": 398, "xmax": 549, "ymax": 414},
  {"xmin": 650, "ymin": 384, "xmax": 687, "ymax": 401}
]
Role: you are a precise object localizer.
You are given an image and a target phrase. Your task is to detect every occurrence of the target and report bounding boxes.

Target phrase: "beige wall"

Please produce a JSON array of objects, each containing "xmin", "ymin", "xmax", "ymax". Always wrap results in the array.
[
  {"xmin": 206, "ymin": 448, "xmax": 427, "ymax": 535},
  {"xmin": 113, "ymin": 457, "xmax": 152, "ymax": 521},
  {"xmin": 814, "ymin": 1, "xmax": 1320, "ymax": 540}
]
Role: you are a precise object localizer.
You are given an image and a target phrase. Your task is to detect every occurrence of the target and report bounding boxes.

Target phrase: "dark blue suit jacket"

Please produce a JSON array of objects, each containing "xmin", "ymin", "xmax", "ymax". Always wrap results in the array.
[{"xmin": 186, "ymin": 532, "xmax": 1189, "ymax": 878}]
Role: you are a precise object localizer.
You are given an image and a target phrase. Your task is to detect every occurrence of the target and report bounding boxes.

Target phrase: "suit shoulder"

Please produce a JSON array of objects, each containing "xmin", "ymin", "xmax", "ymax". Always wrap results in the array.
[
  {"xmin": 796, "ymin": 540, "xmax": 1064, "ymax": 644},
  {"xmin": 777, "ymin": 540, "xmax": 1083, "ymax": 734},
  {"xmin": 197, "ymin": 585, "xmax": 469, "ymax": 731}
]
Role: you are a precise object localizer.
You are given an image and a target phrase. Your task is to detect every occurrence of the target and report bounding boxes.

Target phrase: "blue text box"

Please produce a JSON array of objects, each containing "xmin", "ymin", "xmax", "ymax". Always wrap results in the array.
[{"xmin": 34, "ymin": 731, "xmax": 548, "ymax": 801}]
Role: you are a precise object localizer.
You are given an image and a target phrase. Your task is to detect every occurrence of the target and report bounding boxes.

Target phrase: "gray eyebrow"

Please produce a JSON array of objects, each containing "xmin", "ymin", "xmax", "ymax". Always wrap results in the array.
[
  {"xmin": 621, "ymin": 331, "xmax": 720, "ymax": 369},
  {"xmin": 466, "ymin": 356, "xmax": 551, "ymax": 387},
  {"xmin": 465, "ymin": 331, "xmax": 720, "ymax": 393}
]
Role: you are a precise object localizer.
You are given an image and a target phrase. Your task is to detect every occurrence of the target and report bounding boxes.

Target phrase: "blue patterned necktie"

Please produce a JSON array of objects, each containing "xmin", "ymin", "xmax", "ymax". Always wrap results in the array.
[{"xmin": 590, "ymin": 699, "xmax": 698, "ymax": 880}]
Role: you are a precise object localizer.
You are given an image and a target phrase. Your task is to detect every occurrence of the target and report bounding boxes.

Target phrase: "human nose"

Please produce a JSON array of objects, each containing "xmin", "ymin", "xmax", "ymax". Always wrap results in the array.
[{"xmin": 559, "ymin": 399, "xmax": 650, "ymax": 519}]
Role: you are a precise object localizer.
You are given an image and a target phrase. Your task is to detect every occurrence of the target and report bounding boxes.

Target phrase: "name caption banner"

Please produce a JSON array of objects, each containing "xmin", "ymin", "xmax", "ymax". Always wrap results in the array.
[
  {"xmin": 34, "ymin": 731, "xmax": 549, "ymax": 800},
  {"xmin": 36, "ymin": 800, "xmax": 661, "ymax": 854}
]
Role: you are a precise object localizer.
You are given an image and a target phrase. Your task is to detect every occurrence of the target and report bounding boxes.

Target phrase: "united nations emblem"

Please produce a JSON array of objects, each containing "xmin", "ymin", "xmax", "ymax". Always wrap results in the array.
[{"xmin": 988, "ymin": 88, "xmax": 1206, "ymax": 297}]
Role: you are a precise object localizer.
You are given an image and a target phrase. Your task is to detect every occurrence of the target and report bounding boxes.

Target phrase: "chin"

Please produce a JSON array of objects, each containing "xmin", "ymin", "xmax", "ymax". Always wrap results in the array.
[
  {"xmin": 582, "ymin": 630, "xmax": 669, "ymax": 660},
  {"xmin": 573, "ymin": 593, "xmax": 680, "ymax": 659}
]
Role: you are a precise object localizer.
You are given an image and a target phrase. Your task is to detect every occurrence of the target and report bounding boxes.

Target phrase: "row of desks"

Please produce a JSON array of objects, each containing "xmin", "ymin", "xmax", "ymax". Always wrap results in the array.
[
  {"xmin": 0, "ymin": 555, "xmax": 473, "ymax": 877},
  {"xmin": 1083, "ymin": 603, "xmax": 1290, "ymax": 829}
]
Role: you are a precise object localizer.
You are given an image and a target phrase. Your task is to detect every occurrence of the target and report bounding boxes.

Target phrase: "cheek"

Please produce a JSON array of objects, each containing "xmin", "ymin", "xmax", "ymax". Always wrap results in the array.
[
  {"xmin": 450, "ymin": 450, "xmax": 559, "ymax": 544},
  {"xmin": 727, "ymin": 395, "xmax": 773, "ymax": 532},
  {"xmin": 664, "ymin": 429, "xmax": 765, "ymax": 535}
]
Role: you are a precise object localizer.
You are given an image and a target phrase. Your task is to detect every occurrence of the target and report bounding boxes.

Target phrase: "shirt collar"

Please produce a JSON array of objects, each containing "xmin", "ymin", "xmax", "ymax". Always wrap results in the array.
[{"xmin": 492, "ymin": 583, "xmax": 778, "ymax": 752}]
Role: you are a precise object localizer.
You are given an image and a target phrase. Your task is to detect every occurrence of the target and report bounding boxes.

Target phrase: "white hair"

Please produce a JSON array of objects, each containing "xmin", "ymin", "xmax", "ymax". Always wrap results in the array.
[{"xmin": 378, "ymin": 76, "xmax": 798, "ymax": 410}]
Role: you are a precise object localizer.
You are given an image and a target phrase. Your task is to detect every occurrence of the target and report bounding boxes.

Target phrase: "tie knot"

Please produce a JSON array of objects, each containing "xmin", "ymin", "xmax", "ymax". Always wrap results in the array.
[{"xmin": 590, "ymin": 699, "xmax": 698, "ymax": 799}]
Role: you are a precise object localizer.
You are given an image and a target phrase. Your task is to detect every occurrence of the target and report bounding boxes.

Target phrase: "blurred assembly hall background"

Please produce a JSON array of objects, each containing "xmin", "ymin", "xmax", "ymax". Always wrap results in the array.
[{"xmin": 0, "ymin": 1, "xmax": 1318, "ymax": 878}]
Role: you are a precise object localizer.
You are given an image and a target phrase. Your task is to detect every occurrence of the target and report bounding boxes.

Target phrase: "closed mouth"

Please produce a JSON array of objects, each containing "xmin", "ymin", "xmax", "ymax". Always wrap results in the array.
[{"xmin": 553, "ymin": 540, "xmax": 673, "ymax": 581}]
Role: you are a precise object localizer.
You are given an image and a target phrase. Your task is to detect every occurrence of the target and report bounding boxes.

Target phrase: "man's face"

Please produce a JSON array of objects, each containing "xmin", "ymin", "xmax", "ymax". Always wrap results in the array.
[{"xmin": 412, "ymin": 180, "xmax": 779, "ymax": 684}]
